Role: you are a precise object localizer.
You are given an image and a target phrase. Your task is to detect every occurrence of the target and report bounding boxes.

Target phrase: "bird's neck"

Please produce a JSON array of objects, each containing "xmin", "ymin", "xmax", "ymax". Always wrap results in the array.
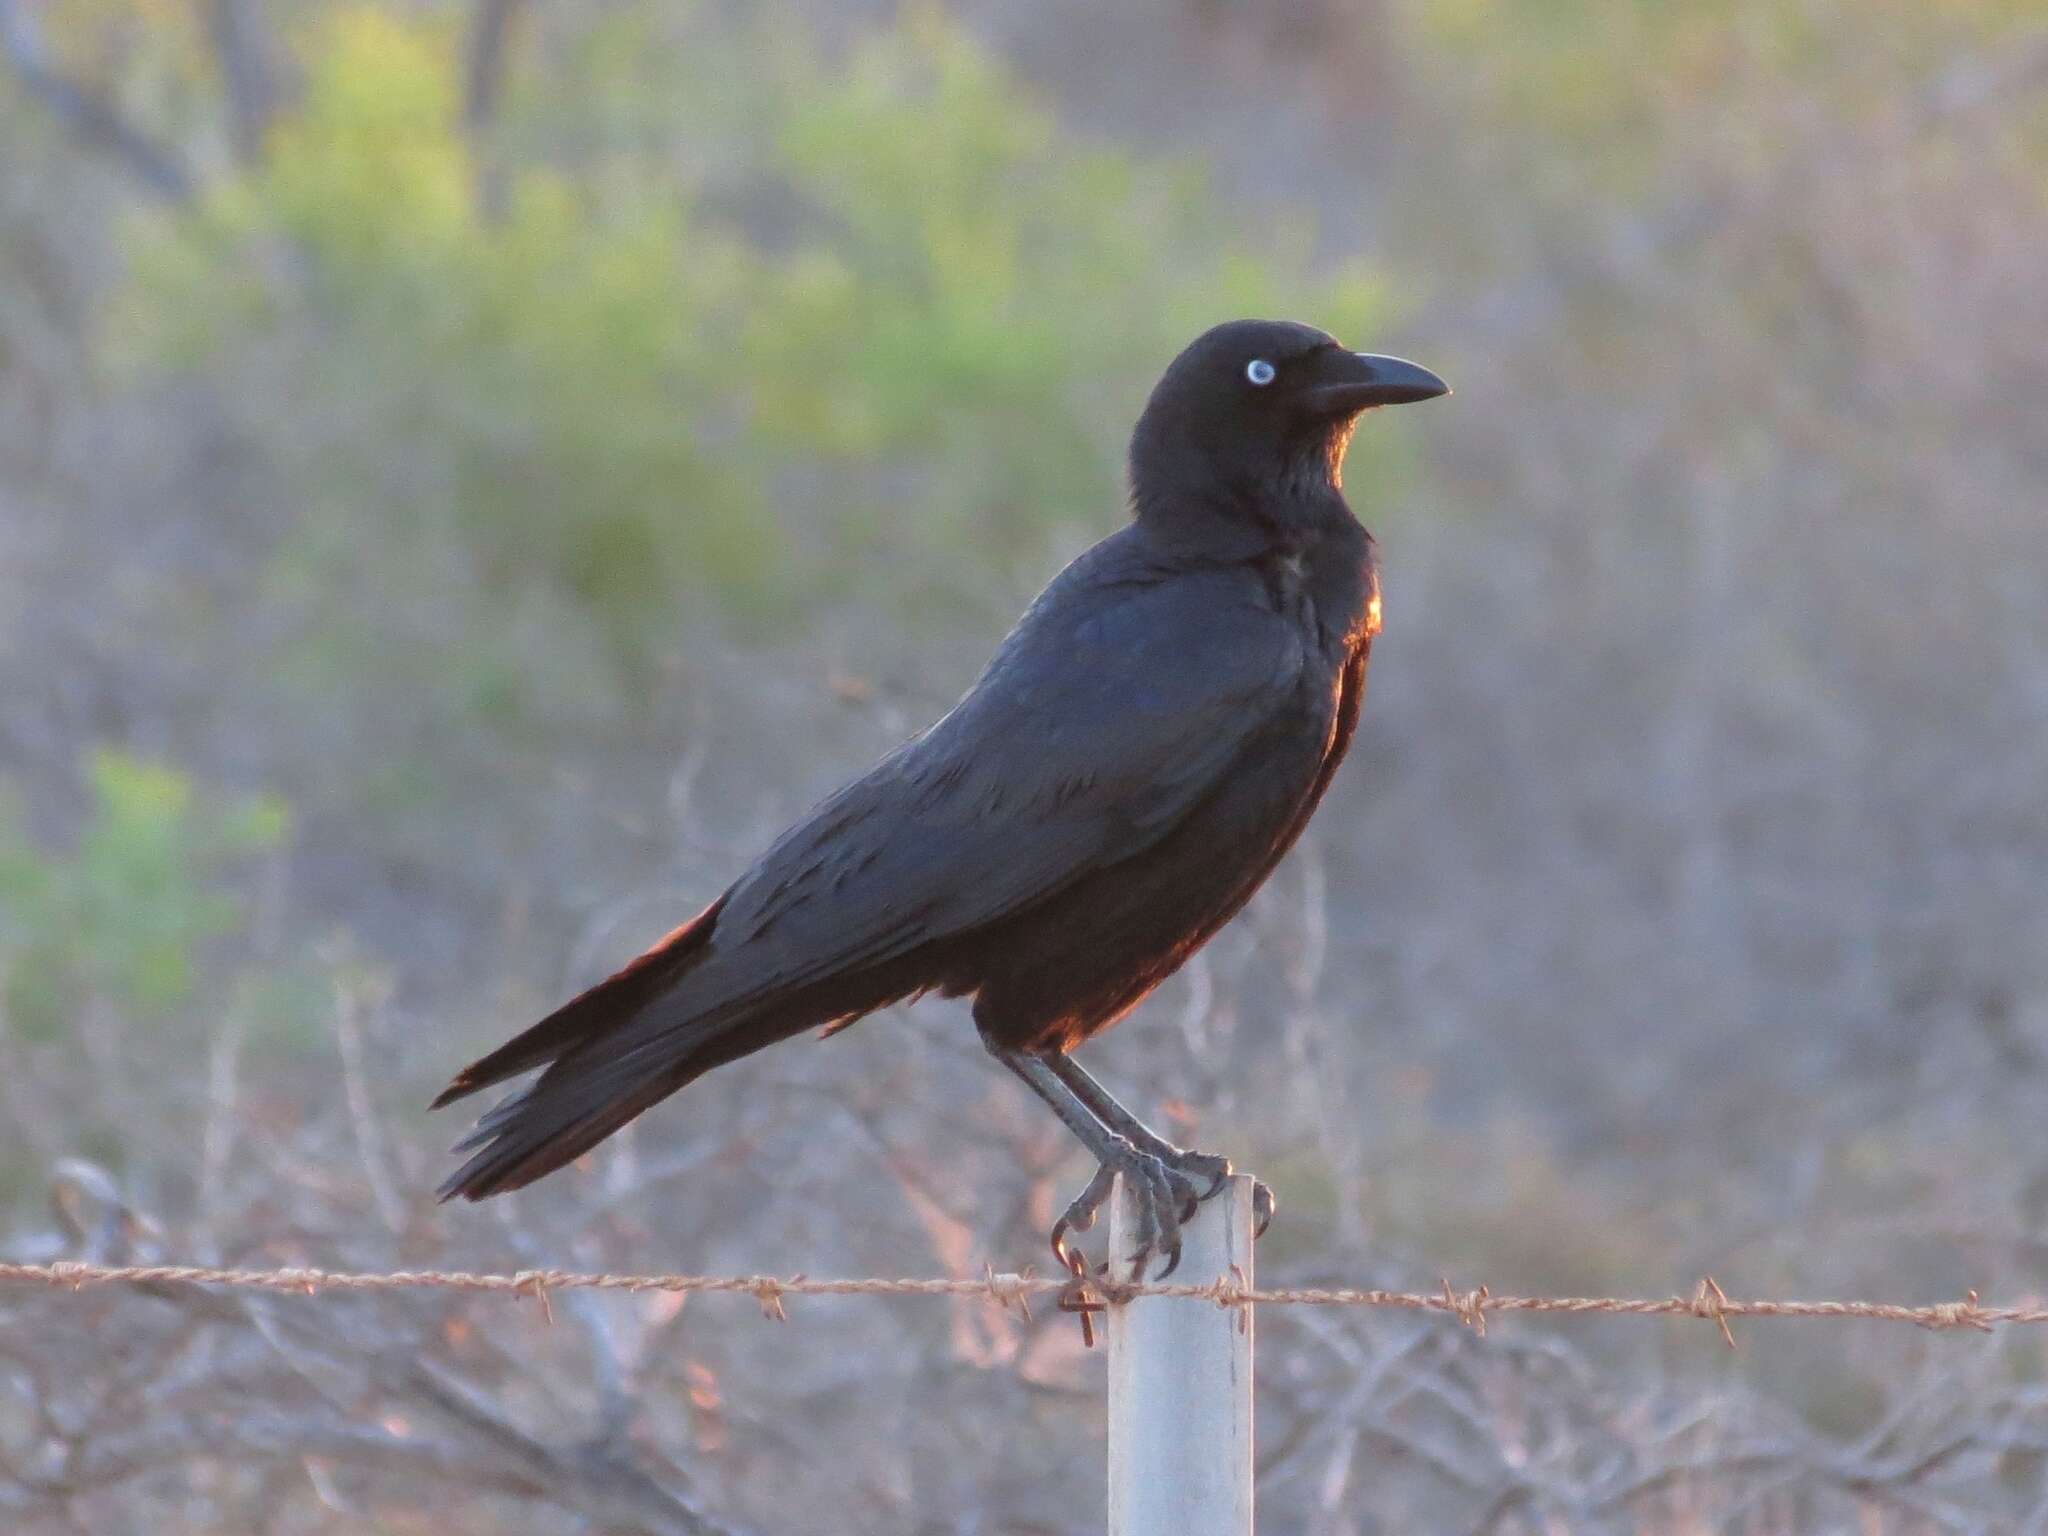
[{"xmin": 1129, "ymin": 444, "xmax": 1357, "ymax": 562}]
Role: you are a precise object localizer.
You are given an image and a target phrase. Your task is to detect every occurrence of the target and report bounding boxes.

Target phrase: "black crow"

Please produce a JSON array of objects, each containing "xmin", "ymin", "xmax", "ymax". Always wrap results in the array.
[{"xmin": 434, "ymin": 319, "xmax": 1447, "ymax": 1276}]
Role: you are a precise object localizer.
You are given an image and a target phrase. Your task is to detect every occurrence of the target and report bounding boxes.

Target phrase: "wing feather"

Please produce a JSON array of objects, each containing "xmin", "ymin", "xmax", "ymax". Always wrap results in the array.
[{"xmin": 697, "ymin": 552, "xmax": 1302, "ymax": 1002}]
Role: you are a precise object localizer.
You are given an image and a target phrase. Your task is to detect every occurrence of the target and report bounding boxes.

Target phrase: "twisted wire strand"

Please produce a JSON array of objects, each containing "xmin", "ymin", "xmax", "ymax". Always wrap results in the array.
[{"xmin": 1, "ymin": 1259, "xmax": 2032, "ymax": 1339}]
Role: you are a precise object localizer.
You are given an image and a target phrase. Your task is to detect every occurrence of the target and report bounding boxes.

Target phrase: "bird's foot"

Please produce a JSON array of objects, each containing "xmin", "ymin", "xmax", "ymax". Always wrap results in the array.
[
  {"xmin": 1049, "ymin": 1139, "xmax": 1203, "ymax": 1282},
  {"xmin": 1157, "ymin": 1146, "xmax": 1233, "ymax": 1200},
  {"xmin": 1150, "ymin": 1146, "xmax": 1277, "ymax": 1240}
]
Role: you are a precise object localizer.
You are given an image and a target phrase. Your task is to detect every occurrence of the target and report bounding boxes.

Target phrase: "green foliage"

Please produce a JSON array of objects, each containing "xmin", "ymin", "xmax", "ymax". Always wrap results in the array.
[
  {"xmin": 111, "ymin": 3, "xmax": 1396, "ymax": 728},
  {"xmin": 0, "ymin": 752, "xmax": 288, "ymax": 1042},
  {"xmin": 113, "ymin": 7, "xmax": 765, "ymax": 683},
  {"xmin": 757, "ymin": 11, "xmax": 1390, "ymax": 579}
]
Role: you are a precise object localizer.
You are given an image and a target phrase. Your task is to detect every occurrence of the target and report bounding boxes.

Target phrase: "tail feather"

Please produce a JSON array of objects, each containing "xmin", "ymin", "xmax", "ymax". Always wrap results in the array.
[
  {"xmin": 432, "ymin": 896, "xmax": 733, "ymax": 1201},
  {"xmin": 432, "ymin": 891, "xmax": 940, "ymax": 1202},
  {"xmin": 432, "ymin": 891, "xmax": 868, "ymax": 1201},
  {"xmin": 429, "ymin": 896, "xmax": 728, "ymax": 1112},
  {"xmin": 435, "ymin": 998, "xmax": 827, "ymax": 1201},
  {"xmin": 435, "ymin": 1071, "xmax": 687, "ymax": 1200}
]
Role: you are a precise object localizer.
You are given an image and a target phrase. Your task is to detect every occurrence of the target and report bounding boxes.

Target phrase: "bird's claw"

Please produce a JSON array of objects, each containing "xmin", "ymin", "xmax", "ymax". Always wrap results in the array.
[
  {"xmin": 1250, "ymin": 1178, "xmax": 1276, "ymax": 1239},
  {"xmin": 1160, "ymin": 1147, "xmax": 1234, "ymax": 1203},
  {"xmin": 1049, "ymin": 1139, "xmax": 1203, "ymax": 1281},
  {"xmin": 1048, "ymin": 1159, "xmax": 1119, "ymax": 1277},
  {"xmin": 1152, "ymin": 1147, "xmax": 1275, "ymax": 1238}
]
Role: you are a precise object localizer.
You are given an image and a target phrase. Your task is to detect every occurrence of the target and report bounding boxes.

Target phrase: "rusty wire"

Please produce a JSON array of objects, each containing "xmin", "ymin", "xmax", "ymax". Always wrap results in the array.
[{"xmin": 1, "ymin": 1259, "xmax": 2035, "ymax": 1346}]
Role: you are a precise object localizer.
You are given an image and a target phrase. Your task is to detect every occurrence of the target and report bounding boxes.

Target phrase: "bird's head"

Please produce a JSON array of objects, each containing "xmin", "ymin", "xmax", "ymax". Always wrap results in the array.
[{"xmin": 1128, "ymin": 319, "xmax": 1447, "ymax": 545}]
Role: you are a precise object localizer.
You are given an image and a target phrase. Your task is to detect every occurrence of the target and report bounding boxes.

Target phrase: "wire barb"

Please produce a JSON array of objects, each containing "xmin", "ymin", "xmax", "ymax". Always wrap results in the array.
[
  {"xmin": 1440, "ymin": 1278, "xmax": 1490, "ymax": 1336},
  {"xmin": 1922, "ymin": 1288, "xmax": 1993, "ymax": 1334},
  {"xmin": 1219, "ymin": 1262, "xmax": 1252, "ymax": 1334},
  {"xmin": 981, "ymin": 1263, "xmax": 1034, "ymax": 1322},
  {"xmin": 1690, "ymin": 1275, "xmax": 1736, "ymax": 1349},
  {"xmin": 514, "ymin": 1270, "xmax": 555, "ymax": 1325},
  {"xmin": 749, "ymin": 1276, "xmax": 789, "ymax": 1322}
]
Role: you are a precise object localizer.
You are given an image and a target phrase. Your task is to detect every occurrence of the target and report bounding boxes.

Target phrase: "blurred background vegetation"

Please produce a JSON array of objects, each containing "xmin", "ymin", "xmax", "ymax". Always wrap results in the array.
[{"xmin": 1, "ymin": 0, "xmax": 2045, "ymax": 1531}]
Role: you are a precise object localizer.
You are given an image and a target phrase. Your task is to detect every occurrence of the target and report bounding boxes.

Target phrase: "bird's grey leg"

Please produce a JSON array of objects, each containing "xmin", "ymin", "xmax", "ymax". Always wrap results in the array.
[
  {"xmin": 1046, "ymin": 1053, "xmax": 1276, "ymax": 1238},
  {"xmin": 986, "ymin": 1043, "xmax": 1201, "ymax": 1280},
  {"xmin": 1046, "ymin": 1053, "xmax": 1226, "ymax": 1188}
]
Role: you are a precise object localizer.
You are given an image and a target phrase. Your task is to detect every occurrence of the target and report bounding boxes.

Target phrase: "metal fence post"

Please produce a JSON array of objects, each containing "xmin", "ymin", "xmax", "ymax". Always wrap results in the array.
[{"xmin": 1108, "ymin": 1172, "xmax": 1255, "ymax": 1536}]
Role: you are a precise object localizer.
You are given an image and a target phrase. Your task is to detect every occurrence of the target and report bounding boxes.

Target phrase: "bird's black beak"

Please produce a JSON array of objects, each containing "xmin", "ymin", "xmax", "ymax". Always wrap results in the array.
[{"xmin": 1308, "ymin": 352, "xmax": 1450, "ymax": 414}]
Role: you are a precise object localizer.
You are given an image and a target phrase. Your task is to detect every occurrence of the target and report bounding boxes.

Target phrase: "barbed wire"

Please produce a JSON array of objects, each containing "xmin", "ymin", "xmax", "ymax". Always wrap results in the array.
[{"xmin": 1, "ymin": 1258, "xmax": 2036, "ymax": 1345}]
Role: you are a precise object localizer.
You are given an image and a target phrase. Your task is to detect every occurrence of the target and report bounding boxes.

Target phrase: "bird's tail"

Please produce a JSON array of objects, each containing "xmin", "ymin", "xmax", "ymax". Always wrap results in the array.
[{"xmin": 432, "ymin": 895, "xmax": 775, "ymax": 1201}]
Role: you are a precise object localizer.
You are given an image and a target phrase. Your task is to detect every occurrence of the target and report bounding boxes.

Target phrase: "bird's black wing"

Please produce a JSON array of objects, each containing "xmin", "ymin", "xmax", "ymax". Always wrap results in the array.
[{"xmin": 696, "ymin": 556, "xmax": 1307, "ymax": 1001}]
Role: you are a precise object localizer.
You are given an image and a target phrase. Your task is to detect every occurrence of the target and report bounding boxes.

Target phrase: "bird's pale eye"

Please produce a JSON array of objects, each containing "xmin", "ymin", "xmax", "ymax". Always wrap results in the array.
[{"xmin": 1245, "ymin": 358, "xmax": 1277, "ymax": 386}]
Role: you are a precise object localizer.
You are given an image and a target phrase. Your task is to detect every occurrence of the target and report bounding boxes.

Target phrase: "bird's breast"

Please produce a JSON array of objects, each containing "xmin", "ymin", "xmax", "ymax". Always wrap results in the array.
[{"xmin": 1258, "ymin": 531, "xmax": 1377, "ymax": 655}]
